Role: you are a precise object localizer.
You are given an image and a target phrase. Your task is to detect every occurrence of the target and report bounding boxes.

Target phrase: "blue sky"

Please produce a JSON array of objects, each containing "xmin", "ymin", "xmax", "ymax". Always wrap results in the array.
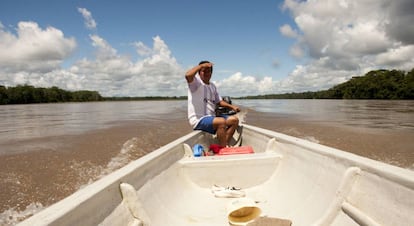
[{"xmin": 1, "ymin": 0, "xmax": 413, "ymax": 97}]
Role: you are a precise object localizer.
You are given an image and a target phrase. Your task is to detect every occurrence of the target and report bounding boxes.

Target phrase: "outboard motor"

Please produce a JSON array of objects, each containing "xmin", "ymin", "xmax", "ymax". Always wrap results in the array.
[{"xmin": 215, "ymin": 96, "xmax": 237, "ymax": 116}]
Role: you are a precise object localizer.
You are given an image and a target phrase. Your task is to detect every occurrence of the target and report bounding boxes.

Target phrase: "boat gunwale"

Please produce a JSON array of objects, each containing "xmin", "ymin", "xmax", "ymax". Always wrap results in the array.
[{"xmin": 242, "ymin": 124, "xmax": 414, "ymax": 189}]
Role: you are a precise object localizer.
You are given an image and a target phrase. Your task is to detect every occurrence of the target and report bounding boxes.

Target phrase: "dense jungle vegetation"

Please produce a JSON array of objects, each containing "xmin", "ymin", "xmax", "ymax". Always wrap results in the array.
[
  {"xmin": 0, "ymin": 85, "xmax": 103, "ymax": 104},
  {"xmin": 0, "ymin": 85, "xmax": 185, "ymax": 105},
  {"xmin": 1, "ymin": 68, "xmax": 413, "ymax": 105}
]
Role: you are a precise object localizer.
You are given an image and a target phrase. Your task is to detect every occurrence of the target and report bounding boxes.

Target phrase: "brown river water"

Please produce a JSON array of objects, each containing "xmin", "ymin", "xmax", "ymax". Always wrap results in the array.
[{"xmin": 0, "ymin": 100, "xmax": 413, "ymax": 225}]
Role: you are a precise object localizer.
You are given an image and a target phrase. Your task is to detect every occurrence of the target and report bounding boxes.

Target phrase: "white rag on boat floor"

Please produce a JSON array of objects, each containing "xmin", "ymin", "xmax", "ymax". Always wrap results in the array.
[{"xmin": 211, "ymin": 184, "xmax": 246, "ymax": 198}]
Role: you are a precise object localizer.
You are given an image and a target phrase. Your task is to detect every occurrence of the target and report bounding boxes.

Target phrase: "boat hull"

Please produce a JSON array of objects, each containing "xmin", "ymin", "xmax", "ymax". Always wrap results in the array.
[{"xmin": 17, "ymin": 124, "xmax": 414, "ymax": 226}]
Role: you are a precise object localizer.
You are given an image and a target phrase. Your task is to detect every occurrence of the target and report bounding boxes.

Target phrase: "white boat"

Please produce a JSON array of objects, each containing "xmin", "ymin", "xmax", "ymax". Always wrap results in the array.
[{"xmin": 17, "ymin": 124, "xmax": 414, "ymax": 226}]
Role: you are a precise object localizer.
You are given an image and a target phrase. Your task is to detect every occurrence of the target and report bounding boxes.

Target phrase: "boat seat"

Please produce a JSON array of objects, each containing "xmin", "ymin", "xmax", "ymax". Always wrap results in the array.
[{"xmin": 180, "ymin": 144, "xmax": 283, "ymax": 188}]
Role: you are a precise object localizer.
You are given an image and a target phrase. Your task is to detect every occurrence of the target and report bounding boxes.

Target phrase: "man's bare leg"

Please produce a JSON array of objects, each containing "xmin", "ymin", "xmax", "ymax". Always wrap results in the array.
[
  {"xmin": 213, "ymin": 117, "xmax": 227, "ymax": 147},
  {"xmin": 225, "ymin": 116, "xmax": 239, "ymax": 146}
]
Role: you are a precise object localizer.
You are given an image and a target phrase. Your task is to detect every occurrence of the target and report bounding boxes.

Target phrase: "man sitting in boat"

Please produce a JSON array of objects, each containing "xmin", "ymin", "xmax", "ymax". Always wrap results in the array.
[{"xmin": 185, "ymin": 60, "xmax": 240, "ymax": 147}]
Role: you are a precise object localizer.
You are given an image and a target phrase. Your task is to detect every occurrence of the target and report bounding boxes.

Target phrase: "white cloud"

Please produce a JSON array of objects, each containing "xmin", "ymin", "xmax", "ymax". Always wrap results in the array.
[
  {"xmin": 0, "ymin": 20, "xmax": 186, "ymax": 96},
  {"xmin": 78, "ymin": 8, "xmax": 97, "ymax": 30},
  {"xmin": 68, "ymin": 35, "xmax": 184, "ymax": 97},
  {"xmin": 279, "ymin": 0, "xmax": 414, "ymax": 91},
  {"xmin": 284, "ymin": 62, "xmax": 351, "ymax": 92},
  {"xmin": 133, "ymin": 41, "xmax": 152, "ymax": 56},
  {"xmin": 0, "ymin": 21, "xmax": 76, "ymax": 73},
  {"xmin": 90, "ymin": 34, "xmax": 118, "ymax": 59},
  {"xmin": 280, "ymin": 24, "xmax": 298, "ymax": 38},
  {"xmin": 375, "ymin": 45, "xmax": 414, "ymax": 69},
  {"xmin": 289, "ymin": 43, "xmax": 305, "ymax": 59},
  {"xmin": 216, "ymin": 72, "xmax": 278, "ymax": 96}
]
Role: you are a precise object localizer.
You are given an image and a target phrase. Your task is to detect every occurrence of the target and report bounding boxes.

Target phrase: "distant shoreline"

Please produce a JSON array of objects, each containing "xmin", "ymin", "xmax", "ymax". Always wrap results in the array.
[
  {"xmin": 2, "ymin": 68, "xmax": 413, "ymax": 105},
  {"xmin": 1, "ymin": 96, "xmax": 413, "ymax": 106}
]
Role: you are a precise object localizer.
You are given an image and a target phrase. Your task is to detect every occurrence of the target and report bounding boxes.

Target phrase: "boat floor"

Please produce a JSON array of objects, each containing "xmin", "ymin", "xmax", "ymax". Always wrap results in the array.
[
  {"xmin": 111, "ymin": 152, "xmax": 285, "ymax": 226},
  {"xmin": 106, "ymin": 136, "xmax": 414, "ymax": 226}
]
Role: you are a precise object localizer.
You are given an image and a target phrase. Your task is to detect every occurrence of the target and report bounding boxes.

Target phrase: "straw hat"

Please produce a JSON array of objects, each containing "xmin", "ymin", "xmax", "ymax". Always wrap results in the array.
[{"xmin": 227, "ymin": 198, "xmax": 261, "ymax": 226}]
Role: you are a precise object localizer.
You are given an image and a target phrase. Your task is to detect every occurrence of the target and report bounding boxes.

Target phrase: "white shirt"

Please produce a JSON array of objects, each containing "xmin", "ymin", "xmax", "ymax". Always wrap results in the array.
[{"xmin": 187, "ymin": 76, "xmax": 221, "ymax": 128}]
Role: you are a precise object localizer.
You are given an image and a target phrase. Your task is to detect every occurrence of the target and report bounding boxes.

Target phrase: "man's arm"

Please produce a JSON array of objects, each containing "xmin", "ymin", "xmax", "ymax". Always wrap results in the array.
[
  {"xmin": 219, "ymin": 100, "xmax": 240, "ymax": 112},
  {"xmin": 185, "ymin": 62, "xmax": 213, "ymax": 83}
]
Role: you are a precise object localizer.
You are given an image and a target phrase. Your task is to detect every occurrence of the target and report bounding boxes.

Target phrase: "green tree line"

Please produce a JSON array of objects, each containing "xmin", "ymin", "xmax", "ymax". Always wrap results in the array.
[
  {"xmin": 0, "ymin": 85, "xmax": 103, "ymax": 105},
  {"xmin": 242, "ymin": 68, "xmax": 414, "ymax": 99},
  {"xmin": 1, "ymin": 68, "xmax": 413, "ymax": 104}
]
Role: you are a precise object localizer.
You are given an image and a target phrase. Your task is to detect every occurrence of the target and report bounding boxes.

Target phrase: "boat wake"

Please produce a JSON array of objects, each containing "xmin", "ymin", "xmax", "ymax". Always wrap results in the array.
[
  {"xmin": 303, "ymin": 136, "xmax": 320, "ymax": 143},
  {"xmin": 237, "ymin": 109, "xmax": 247, "ymax": 124},
  {"xmin": 0, "ymin": 137, "xmax": 144, "ymax": 226},
  {"xmin": 0, "ymin": 202, "xmax": 44, "ymax": 226},
  {"xmin": 77, "ymin": 137, "xmax": 142, "ymax": 189}
]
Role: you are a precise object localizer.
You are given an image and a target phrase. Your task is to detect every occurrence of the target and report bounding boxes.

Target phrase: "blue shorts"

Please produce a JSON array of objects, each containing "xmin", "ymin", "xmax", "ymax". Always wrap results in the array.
[{"xmin": 194, "ymin": 115, "xmax": 228, "ymax": 134}]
